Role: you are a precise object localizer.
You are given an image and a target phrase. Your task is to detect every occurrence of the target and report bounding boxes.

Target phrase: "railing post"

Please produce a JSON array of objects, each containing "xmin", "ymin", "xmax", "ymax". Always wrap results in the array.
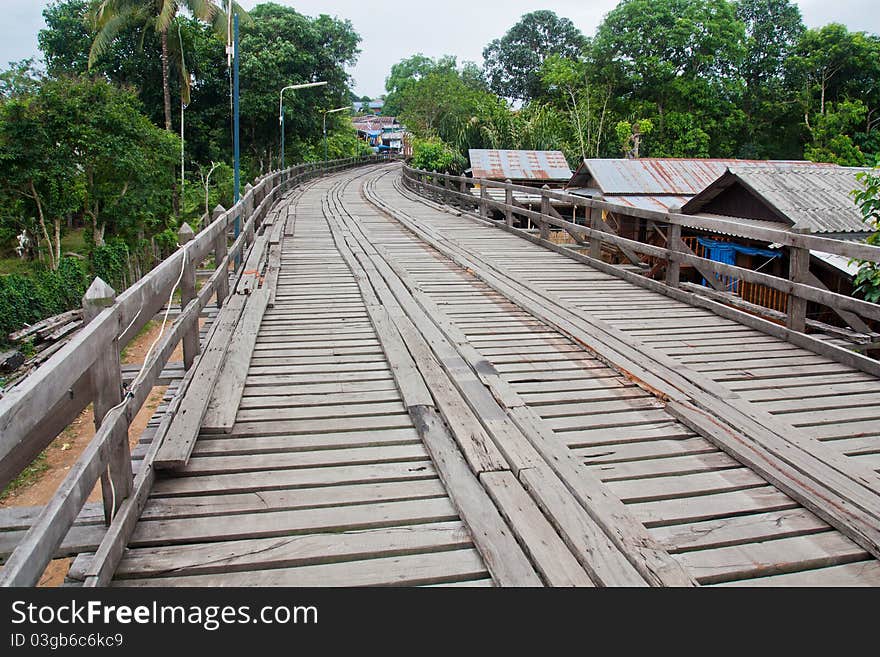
[
  {"xmin": 787, "ymin": 227, "xmax": 811, "ymax": 332},
  {"xmin": 504, "ymin": 180, "xmax": 514, "ymax": 227},
  {"xmin": 82, "ymin": 278, "xmax": 132, "ymax": 524},
  {"xmin": 480, "ymin": 183, "xmax": 488, "ymax": 220},
  {"xmin": 540, "ymin": 185, "xmax": 551, "ymax": 241},
  {"xmin": 589, "ymin": 206, "xmax": 603, "ymax": 260},
  {"xmin": 244, "ymin": 183, "xmax": 255, "ymax": 226},
  {"xmin": 177, "ymin": 223, "xmax": 200, "ymax": 369},
  {"xmin": 212, "ymin": 205, "xmax": 229, "ymax": 308},
  {"xmin": 666, "ymin": 222, "xmax": 682, "ymax": 288}
]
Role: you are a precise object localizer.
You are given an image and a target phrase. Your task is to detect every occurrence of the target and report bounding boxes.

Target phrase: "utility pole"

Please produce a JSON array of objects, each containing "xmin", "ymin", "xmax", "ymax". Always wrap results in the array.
[{"xmin": 233, "ymin": 12, "xmax": 240, "ymax": 241}]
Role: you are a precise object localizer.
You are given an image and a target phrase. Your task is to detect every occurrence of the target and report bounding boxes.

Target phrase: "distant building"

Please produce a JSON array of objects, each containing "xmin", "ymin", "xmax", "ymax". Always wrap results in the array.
[
  {"xmin": 563, "ymin": 158, "xmax": 870, "ymax": 324},
  {"xmin": 352, "ymin": 115, "xmax": 407, "ymax": 154},
  {"xmin": 468, "ymin": 150, "xmax": 573, "ymax": 187},
  {"xmin": 352, "ymin": 98, "xmax": 385, "ymax": 114},
  {"xmin": 681, "ymin": 165, "xmax": 874, "ymax": 302}
]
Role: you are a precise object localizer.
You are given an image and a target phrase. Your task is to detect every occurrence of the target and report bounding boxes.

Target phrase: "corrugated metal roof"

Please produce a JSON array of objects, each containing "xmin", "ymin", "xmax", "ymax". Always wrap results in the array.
[
  {"xmin": 568, "ymin": 187, "xmax": 693, "ymax": 212},
  {"xmin": 813, "ymin": 250, "xmax": 861, "ymax": 277},
  {"xmin": 568, "ymin": 158, "xmax": 835, "ymax": 195},
  {"xmin": 469, "ymin": 150, "xmax": 572, "ymax": 181},
  {"xmin": 692, "ymin": 213, "xmax": 791, "ymax": 238},
  {"xmin": 684, "ymin": 165, "xmax": 873, "ymax": 234}
]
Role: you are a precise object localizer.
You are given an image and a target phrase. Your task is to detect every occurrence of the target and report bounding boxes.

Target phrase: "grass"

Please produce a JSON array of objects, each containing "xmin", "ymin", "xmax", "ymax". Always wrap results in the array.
[{"xmin": 0, "ymin": 450, "xmax": 49, "ymax": 503}]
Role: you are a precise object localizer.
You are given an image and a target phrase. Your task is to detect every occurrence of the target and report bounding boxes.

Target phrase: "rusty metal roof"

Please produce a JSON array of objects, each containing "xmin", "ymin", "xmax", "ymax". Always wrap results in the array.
[
  {"xmin": 682, "ymin": 165, "xmax": 874, "ymax": 235},
  {"xmin": 469, "ymin": 150, "xmax": 572, "ymax": 181},
  {"xmin": 568, "ymin": 189, "xmax": 693, "ymax": 213},
  {"xmin": 568, "ymin": 158, "xmax": 835, "ymax": 196}
]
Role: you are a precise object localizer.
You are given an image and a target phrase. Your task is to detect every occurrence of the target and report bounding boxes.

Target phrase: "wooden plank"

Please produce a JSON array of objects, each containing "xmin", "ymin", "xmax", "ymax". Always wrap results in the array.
[
  {"xmin": 677, "ymin": 531, "xmax": 869, "ymax": 584},
  {"xmin": 605, "ymin": 468, "xmax": 766, "ymax": 504},
  {"xmin": 151, "ymin": 460, "xmax": 438, "ymax": 498},
  {"xmin": 652, "ymin": 508, "xmax": 831, "ymax": 553},
  {"xmin": 113, "ymin": 522, "xmax": 473, "ymax": 579},
  {"xmin": 116, "ymin": 548, "xmax": 489, "ymax": 587},
  {"xmin": 518, "ymin": 466, "xmax": 647, "ymax": 587},
  {"xmin": 128, "ymin": 497, "xmax": 460, "ymax": 546},
  {"xmin": 154, "ymin": 293, "xmax": 247, "ymax": 470},
  {"xmin": 202, "ymin": 289, "xmax": 269, "ymax": 434},
  {"xmin": 713, "ymin": 559, "xmax": 880, "ymax": 587},
  {"xmin": 482, "ymin": 471, "xmax": 595, "ymax": 587},
  {"xmin": 139, "ymin": 479, "xmax": 447, "ymax": 522}
]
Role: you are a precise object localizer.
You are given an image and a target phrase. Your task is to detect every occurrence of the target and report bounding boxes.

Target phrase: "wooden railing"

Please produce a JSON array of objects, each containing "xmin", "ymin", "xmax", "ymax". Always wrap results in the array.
[
  {"xmin": 401, "ymin": 165, "xmax": 880, "ymax": 369},
  {"xmin": 0, "ymin": 154, "xmax": 386, "ymax": 587}
]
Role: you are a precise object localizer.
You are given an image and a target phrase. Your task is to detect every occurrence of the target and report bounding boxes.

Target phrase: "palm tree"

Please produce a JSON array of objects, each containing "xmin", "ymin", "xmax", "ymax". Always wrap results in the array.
[{"xmin": 89, "ymin": 1, "xmax": 240, "ymax": 133}]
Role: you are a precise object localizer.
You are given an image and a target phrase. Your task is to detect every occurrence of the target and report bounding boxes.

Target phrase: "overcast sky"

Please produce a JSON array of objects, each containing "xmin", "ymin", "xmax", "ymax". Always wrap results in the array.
[{"xmin": 3, "ymin": 0, "xmax": 879, "ymax": 97}]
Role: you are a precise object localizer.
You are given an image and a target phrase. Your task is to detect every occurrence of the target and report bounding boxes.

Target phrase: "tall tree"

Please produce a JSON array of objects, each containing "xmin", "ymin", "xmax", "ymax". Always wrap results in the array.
[
  {"xmin": 384, "ymin": 54, "xmax": 457, "ymax": 116},
  {"xmin": 0, "ymin": 77, "xmax": 177, "ymax": 265},
  {"xmin": 592, "ymin": 0, "xmax": 746, "ymax": 157},
  {"xmin": 790, "ymin": 23, "xmax": 880, "ymax": 163},
  {"xmin": 483, "ymin": 11, "xmax": 588, "ymax": 102},
  {"xmin": 89, "ymin": 0, "xmax": 236, "ymax": 132},
  {"xmin": 238, "ymin": 3, "xmax": 360, "ymax": 171},
  {"xmin": 735, "ymin": 0, "xmax": 805, "ymax": 157}
]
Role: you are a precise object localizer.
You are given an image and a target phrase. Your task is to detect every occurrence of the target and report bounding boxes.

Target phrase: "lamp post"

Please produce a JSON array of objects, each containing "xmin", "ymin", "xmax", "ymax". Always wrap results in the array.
[
  {"xmin": 322, "ymin": 107, "xmax": 350, "ymax": 163},
  {"xmin": 279, "ymin": 81, "xmax": 328, "ymax": 172}
]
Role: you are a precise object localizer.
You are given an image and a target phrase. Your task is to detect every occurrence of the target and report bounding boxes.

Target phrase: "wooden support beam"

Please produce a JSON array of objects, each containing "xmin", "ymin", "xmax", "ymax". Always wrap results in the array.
[
  {"xmin": 540, "ymin": 186, "xmax": 551, "ymax": 241},
  {"xmin": 177, "ymin": 224, "xmax": 200, "ymax": 370},
  {"xmin": 589, "ymin": 207, "xmax": 602, "ymax": 260},
  {"xmin": 504, "ymin": 180, "xmax": 514, "ymax": 227},
  {"xmin": 212, "ymin": 205, "xmax": 229, "ymax": 308},
  {"xmin": 787, "ymin": 228, "xmax": 811, "ymax": 333},
  {"xmin": 666, "ymin": 223, "xmax": 682, "ymax": 288},
  {"xmin": 82, "ymin": 279, "xmax": 132, "ymax": 525},
  {"xmin": 804, "ymin": 271, "xmax": 872, "ymax": 334}
]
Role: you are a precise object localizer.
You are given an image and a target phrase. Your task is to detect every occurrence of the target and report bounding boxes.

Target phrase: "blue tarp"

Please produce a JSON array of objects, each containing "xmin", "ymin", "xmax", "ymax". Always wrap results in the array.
[{"xmin": 697, "ymin": 238, "xmax": 782, "ymax": 291}]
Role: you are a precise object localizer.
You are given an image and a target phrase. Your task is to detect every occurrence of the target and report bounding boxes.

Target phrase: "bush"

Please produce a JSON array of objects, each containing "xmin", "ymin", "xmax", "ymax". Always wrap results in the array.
[
  {"xmin": 410, "ymin": 138, "xmax": 466, "ymax": 174},
  {"xmin": 0, "ymin": 257, "xmax": 89, "ymax": 340},
  {"xmin": 853, "ymin": 170, "xmax": 880, "ymax": 302},
  {"xmin": 91, "ymin": 240, "xmax": 131, "ymax": 292}
]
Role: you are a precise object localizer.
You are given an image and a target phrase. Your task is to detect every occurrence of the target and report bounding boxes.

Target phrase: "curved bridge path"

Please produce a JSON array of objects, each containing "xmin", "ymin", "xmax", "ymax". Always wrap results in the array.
[{"xmin": 82, "ymin": 163, "xmax": 880, "ymax": 587}]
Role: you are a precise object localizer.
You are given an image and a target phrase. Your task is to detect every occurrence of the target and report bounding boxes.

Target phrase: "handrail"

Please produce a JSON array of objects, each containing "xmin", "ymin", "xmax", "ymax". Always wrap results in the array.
[
  {"xmin": 0, "ymin": 154, "xmax": 387, "ymax": 587},
  {"xmin": 405, "ymin": 166, "xmax": 880, "ymax": 263},
  {"xmin": 401, "ymin": 164, "xmax": 880, "ymax": 341}
]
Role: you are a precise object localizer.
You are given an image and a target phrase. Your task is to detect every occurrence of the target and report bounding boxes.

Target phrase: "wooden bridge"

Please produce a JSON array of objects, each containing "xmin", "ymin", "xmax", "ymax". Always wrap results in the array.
[{"xmin": 2, "ymin": 157, "xmax": 880, "ymax": 587}]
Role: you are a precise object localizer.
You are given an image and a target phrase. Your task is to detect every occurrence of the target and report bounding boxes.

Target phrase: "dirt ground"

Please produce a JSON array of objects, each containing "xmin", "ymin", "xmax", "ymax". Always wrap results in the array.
[{"xmin": 1, "ymin": 321, "xmax": 187, "ymax": 586}]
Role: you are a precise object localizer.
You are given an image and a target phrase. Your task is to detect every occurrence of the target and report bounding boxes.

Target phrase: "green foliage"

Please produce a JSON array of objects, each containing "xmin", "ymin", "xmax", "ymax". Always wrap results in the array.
[
  {"xmin": 735, "ymin": 0, "xmax": 806, "ymax": 157},
  {"xmin": 615, "ymin": 119, "xmax": 655, "ymax": 156},
  {"xmin": 804, "ymin": 100, "xmax": 869, "ymax": 166},
  {"xmin": 91, "ymin": 239, "xmax": 131, "ymax": 291},
  {"xmin": 593, "ymin": 0, "xmax": 746, "ymax": 158},
  {"xmin": 410, "ymin": 138, "xmax": 466, "ymax": 175},
  {"xmin": 0, "ymin": 75, "xmax": 178, "ymax": 270},
  {"xmin": 0, "ymin": 257, "xmax": 89, "ymax": 339},
  {"xmin": 0, "ymin": 450, "xmax": 49, "ymax": 502},
  {"xmin": 483, "ymin": 11, "xmax": 588, "ymax": 102},
  {"xmin": 853, "ymin": 170, "xmax": 880, "ymax": 303},
  {"xmin": 240, "ymin": 3, "xmax": 361, "ymax": 172}
]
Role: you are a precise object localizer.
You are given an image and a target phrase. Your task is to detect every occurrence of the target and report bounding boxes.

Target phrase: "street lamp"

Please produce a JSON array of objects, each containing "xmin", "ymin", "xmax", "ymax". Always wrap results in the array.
[
  {"xmin": 322, "ymin": 107, "xmax": 350, "ymax": 163},
  {"xmin": 279, "ymin": 81, "xmax": 328, "ymax": 172}
]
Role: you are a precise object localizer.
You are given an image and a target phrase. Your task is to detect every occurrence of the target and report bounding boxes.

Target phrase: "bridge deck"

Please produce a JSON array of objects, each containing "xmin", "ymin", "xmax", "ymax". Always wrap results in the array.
[{"xmin": 108, "ymin": 164, "xmax": 880, "ymax": 586}]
